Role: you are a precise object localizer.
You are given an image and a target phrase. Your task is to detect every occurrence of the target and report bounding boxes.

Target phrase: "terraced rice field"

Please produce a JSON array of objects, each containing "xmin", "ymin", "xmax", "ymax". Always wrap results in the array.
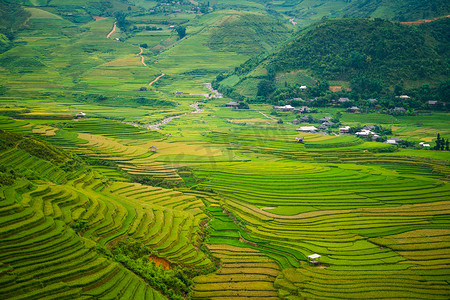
[
  {"xmin": 0, "ymin": 144, "xmax": 214, "ymax": 298},
  {"xmin": 192, "ymin": 160, "xmax": 450, "ymax": 298},
  {"xmin": 192, "ymin": 245, "xmax": 280, "ymax": 299}
]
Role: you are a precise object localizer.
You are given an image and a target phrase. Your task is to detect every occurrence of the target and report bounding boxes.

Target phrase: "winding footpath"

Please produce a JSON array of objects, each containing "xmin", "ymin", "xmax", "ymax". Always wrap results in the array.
[
  {"xmin": 257, "ymin": 110, "xmax": 276, "ymax": 121},
  {"xmin": 122, "ymin": 103, "xmax": 203, "ymax": 130},
  {"xmin": 149, "ymin": 73, "xmax": 165, "ymax": 86},
  {"xmin": 147, "ymin": 103, "xmax": 203, "ymax": 130},
  {"xmin": 189, "ymin": 83, "xmax": 223, "ymax": 98},
  {"xmin": 137, "ymin": 47, "xmax": 147, "ymax": 66},
  {"xmin": 106, "ymin": 21, "xmax": 117, "ymax": 39}
]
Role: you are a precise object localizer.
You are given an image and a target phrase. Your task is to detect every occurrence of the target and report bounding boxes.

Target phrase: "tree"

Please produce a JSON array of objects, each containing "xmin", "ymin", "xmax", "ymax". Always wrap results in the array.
[
  {"xmin": 435, "ymin": 133, "xmax": 442, "ymax": 150},
  {"xmin": 446, "ymin": 139, "xmax": 449, "ymax": 151},
  {"xmin": 438, "ymin": 80, "xmax": 450, "ymax": 104},
  {"xmin": 176, "ymin": 26, "xmax": 186, "ymax": 39},
  {"xmin": 257, "ymin": 80, "xmax": 275, "ymax": 97},
  {"xmin": 238, "ymin": 102, "xmax": 249, "ymax": 109},
  {"xmin": 115, "ymin": 12, "xmax": 130, "ymax": 31}
]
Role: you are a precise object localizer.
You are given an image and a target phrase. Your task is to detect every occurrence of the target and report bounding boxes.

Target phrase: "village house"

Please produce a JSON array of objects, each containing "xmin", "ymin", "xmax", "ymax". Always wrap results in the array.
[
  {"xmin": 274, "ymin": 105, "xmax": 295, "ymax": 112},
  {"xmin": 386, "ymin": 137, "xmax": 403, "ymax": 145},
  {"xmin": 292, "ymin": 119, "xmax": 300, "ymax": 125},
  {"xmin": 347, "ymin": 106, "xmax": 360, "ymax": 113},
  {"xmin": 419, "ymin": 142, "xmax": 431, "ymax": 148},
  {"xmin": 368, "ymin": 98, "xmax": 377, "ymax": 103},
  {"xmin": 319, "ymin": 116, "xmax": 333, "ymax": 122},
  {"xmin": 318, "ymin": 124, "xmax": 328, "ymax": 130},
  {"xmin": 339, "ymin": 126, "xmax": 350, "ymax": 134},
  {"xmin": 363, "ymin": 125, "xmax": 376, "ymax": 131},
  {"xmin": 295, "ymin": 137, "xmax": 304, "ymax": 143},
  {"xmin": 175, "ymin": 91, "xmax": 183, "ymax": 95},
  {"xmin": 355, "ymin": 129, "xmax": 380, "ymax": 141},
  {"xmin": 428, "ymin": 100, "xmax": 438, "ymax": 106},
  {"xmin": 296, "ymin": 126, "xmax": 317, "ymax": 133},
  {"xmin": 308, "ymin": 254, "xmax": 321, "ymax": 265},
  {"xmin": 76, "ymin": 112, "xmax": 86, "ymax": 118},
  {"xmin": 398, "ymin": 95, "xmax": 410, "ymax": 100},
  {"xmin": 338, "ymin": 97, "xmax": 351, "ymax": 103},
  {"xmin": 300, "ymin": 86, "xmax": 307, "ymax": 91},
  {"xmin": 225, "ymin": 101, "xmax": 240, "ymax": 108},
  {"xmin": 322, "ymin": 121, "xmax": 335, "ymax": 127},
  {"xmin": 392, "ymin": 107, "xmax": 406, "ymax": 113},
  {"xmin": 294, "ymin": 106, "xmax": 311, "ymax": 114},
  {"xmin": 300, "ymin": 115, "xmax": 310, "ymax": 122}
]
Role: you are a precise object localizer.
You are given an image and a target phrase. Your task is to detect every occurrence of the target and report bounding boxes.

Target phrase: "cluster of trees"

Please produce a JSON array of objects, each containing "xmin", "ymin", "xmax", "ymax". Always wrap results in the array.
[
  {"xmin": 342, "ymin": 0, "xmax": 450, "ymax": 22},
  {"xmin": 0, "ymin": 166, "xmax": 16, "ymax": 186},
  {"xmin": 0, "ymin": 1, "xmax": 30, "ymax": 53},
  {"xmin": 215, "ymin": 17, "xmax": 449, "ymax": 108},
  {"xmin": 434, "ymin": 133, "xmax": 449, "ymax": 151},
  {"xmin": 176, "ymin": 26, "xmax": 186, "ymax": 39},
  {"xmin": 130, "ymin": 174, "xmax": 181, "ymax": 189},
  {"xmin": 113, "ymin": 239, "xmax": 193, "ymax": 300},
  {"xmin": 274, "ymin": 18, "xmax": 449, "ymax": 84},
  {"xmin": 115, "ymin": 12, "xmax": 131, "ymax": 31},
  {"xmin": 0, "ymin": 129, "xmax": 66, "ymax": 164}
]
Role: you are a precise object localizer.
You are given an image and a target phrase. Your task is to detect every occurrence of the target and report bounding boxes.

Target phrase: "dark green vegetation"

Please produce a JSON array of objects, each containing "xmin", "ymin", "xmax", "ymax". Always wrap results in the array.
[
  {"xmin": 276, "ymin": 18, "xmax": 448, "ymax": 83},
  {"xmin": 274, "ymin": 18, "xmax": 449, "ymax": 83},
  {"xmin": 343, "ymin": 0, "xmax": 450, "ymax": 21},
  {"xmin": 208, "ymin": 13, "xmax": 290, "ymax": 56},
  {"xmin": 215, "ymin": 17, "xmax": 450, "ymax": 104},
  {"xmin": 0, "ymin": 0, "xmax": 30, "ymax": 53},
  {"xmin": 0, "ymin": 0, "xmax": 449, "ymax": 299}
]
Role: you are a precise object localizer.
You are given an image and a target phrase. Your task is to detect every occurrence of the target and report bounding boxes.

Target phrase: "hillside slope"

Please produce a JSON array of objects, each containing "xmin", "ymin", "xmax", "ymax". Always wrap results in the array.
[
  {"xmin": 273, "ymin": 18, "xmax": 449, "ymax": 82},
  {"xmin": 343, "ymin": 0, "xmax": 450, "ymax": 21},
  {"xmin": 215, "ymin": 17, "xmax": 449, "ymax": 100}
]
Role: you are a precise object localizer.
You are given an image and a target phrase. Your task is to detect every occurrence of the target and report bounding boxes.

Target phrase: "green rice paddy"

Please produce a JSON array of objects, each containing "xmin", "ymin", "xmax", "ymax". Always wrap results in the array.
[{"xmin": 0, "ymin": 1, "xmax": 449, "ymax": 299}]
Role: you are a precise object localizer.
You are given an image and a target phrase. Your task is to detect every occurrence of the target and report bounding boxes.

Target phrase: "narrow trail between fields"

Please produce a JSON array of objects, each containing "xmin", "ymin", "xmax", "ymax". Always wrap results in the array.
[
  {"xmin": 146, "ymin": 103, "xmax": 203, "ymax": 130},
  {"xmin": 106, "ymin": 21, "xmax": 117, "ymax": 38},
  {"xmin": 189, "ymin": 83, "xmax": 223, "ymax": 98},
  {"xmin": 137, "ymin": 47, "xmax": 147, "ymax": 66},
  {"xmin": 401, "ymin": 14, "xmax": 450, "ymax": 25},
  {"xmin": 257, "ymin": 110, "xmax": 276, "ymax": 121},
  {"xmin": 149, "ymin": 73, "xmax": 165, "ymax": 86},
  {"xmin": 122, "ymin": 103, "xmax": 203, "ymax": 130}
]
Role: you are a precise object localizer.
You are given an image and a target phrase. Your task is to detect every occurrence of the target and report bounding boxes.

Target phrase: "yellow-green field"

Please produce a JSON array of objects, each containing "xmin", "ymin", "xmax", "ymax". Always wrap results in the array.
[{"xmin": 0, "ymin": 1, "xmax": 449, "ymax": 300}]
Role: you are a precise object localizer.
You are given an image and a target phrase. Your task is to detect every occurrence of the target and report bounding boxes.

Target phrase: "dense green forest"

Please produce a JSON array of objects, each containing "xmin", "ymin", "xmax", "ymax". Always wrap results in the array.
[
  {"xmin": 274, "ymin": 18, "xmax": 449, "ymax": 83},
  {"xmin": 343, "ymin": 0, "xmax": 450, "ymax": 21},
  {"xmin": 214, "ymin": 17, "xmax": 449, "ymax": 105},
  {"xmin": 0, "ymin": 1, "xmax": 30, "ymax": 53}
]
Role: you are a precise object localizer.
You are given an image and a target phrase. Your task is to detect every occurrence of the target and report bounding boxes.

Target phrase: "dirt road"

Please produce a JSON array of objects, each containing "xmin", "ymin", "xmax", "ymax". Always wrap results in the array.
[
  {"xmin": 106, "ymin": 21, "xmax": 117, "ymax": 38},
  {"xmin": 146, "ymin": 103, "xmax": 203, "ymax": 130},
  {"xmin": 137, "ymin": 47, "xmax": 147, "ymax": 66},
  {"xmin": 148, "ymin": 73, "xmax": 165, "ymax": 86}
]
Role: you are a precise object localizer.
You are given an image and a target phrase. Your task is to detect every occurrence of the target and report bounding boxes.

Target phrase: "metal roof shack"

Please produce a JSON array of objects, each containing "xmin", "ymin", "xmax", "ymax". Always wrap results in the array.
[
  {"xmin": 296, "ymin": 126, "xmax": 317, "ymax": 133},
  {"xmin": 308, "ymin": 254, "xmax": 321, "ymax": 265}
]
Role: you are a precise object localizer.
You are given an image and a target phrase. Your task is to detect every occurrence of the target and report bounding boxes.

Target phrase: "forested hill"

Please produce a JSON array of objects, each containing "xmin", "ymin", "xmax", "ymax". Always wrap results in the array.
[
  {"xmin": 273, "ymin": 18, "xmax": 449, "ymax": 84},
  {"xmin": 342, "ymin": 0, "xmax": 450, "ymax": 21},
  {"xmin": 0, "ymin": 1, "xmax": 30, "ymax": 53}
]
